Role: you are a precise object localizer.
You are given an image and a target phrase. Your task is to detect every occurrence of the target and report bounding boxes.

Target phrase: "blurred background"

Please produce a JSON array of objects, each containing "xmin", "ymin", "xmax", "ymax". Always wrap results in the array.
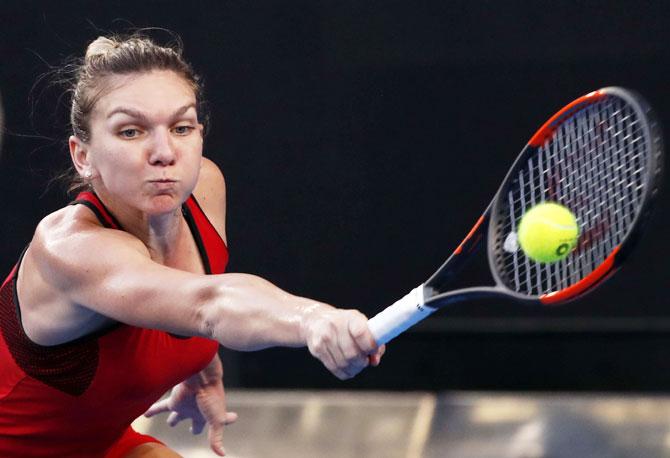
[
  {"xmin": 2, "ymin": 0, "xmax": 670, "ymax": 392},
  {"xmin": 2, "ymin": 1, "xmax": 670, "ymax": 456}
]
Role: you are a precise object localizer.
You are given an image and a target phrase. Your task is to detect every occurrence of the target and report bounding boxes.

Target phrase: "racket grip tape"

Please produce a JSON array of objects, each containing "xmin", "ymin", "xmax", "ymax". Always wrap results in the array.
[{"xmin": 368, "ymin": 286, "xmax": 437, "ymax": 346}]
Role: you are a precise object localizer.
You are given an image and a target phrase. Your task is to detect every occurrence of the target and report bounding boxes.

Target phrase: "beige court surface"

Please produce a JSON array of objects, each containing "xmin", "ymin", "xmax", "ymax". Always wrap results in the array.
[{"xmin": 134, "ymin": 390, "xmax": 670, "ymax": 457}]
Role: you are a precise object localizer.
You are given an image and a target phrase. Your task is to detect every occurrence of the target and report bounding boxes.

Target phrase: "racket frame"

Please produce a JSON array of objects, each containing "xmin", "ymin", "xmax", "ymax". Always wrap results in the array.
[
  {"xmin": 368, "ymin": 87, "xmax": 664, "ymax": 346},
  {"xmin": 423, "ymin": 87, "xmax": 664, "ymax": 309}
]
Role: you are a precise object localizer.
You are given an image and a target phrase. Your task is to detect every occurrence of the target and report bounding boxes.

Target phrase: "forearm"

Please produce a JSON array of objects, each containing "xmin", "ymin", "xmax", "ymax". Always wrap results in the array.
[
  {"xmin": 199, "ymin": 273, "xmax": 333, "ymax": 351},
  {"xmin": 195, "ymin": 273, "xmax": 382, "ymax": 380}
]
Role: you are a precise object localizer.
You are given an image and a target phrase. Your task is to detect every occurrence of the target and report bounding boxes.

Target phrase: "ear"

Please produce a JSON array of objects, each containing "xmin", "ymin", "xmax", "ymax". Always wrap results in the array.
[{"xmin": 69, "ymin": 135, "xmax": 93, "ymax": 178}]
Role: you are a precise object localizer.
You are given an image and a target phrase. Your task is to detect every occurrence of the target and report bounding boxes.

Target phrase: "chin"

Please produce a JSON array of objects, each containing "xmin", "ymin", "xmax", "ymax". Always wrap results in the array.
[{"xmin": 145, "ymin": 193, "xmax": 186, "ymax": 215}]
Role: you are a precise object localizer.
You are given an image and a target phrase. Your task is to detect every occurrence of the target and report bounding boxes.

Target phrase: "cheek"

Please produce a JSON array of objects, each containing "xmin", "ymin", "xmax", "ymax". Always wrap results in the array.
[
  {"xmin": 186, "ymin": 143, "xmax": 204, "ymax": 179},
  {"xmin": 92, "ymin": 147, "xmax": 141, "ymax": 183},
  {"xmin": 187, "ymin": 158, "xmax": 203, "ymax": 187}
]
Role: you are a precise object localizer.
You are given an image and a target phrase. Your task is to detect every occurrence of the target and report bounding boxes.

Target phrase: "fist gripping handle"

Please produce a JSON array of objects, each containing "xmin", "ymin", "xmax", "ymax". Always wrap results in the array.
[{"xmin": 368, "ymin": 286, "xmax": 436, "ymax": 345}]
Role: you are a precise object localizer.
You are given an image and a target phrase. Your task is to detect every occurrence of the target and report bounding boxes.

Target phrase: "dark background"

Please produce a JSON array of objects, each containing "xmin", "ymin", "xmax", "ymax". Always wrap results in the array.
[{"xmin": 1, "ymin": 1, "xmax": 669, "ymax": 391}]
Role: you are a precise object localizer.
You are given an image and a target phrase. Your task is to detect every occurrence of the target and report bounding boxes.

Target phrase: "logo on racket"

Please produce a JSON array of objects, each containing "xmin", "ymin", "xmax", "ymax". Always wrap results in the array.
[{"xmin": 556, "ymin": 243, "xmax": 570, "ymax": 256}]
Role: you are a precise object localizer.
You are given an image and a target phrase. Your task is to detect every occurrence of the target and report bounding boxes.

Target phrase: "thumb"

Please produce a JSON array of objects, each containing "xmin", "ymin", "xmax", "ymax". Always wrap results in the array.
[
  {"xmin": 369, "ymin": 344, "xmax": 386, "ymax": 366},
  {"xmin": 191, "ymin": 419, "xmax": 206, "ymax": 435}
]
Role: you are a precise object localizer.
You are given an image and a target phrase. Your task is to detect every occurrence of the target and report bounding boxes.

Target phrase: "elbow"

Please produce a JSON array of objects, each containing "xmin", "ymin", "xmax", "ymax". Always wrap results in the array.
[
  {"xmin": 193, "ymin": 280, "xmax": 254, "ymax": 349},
  {"xmin": 192, "ymin": 273, "xmax": 290, "ymax": 351},
  {"xmin": 196, "ymin": 308, "xmax": 216, "ymax": 341},
  {"xmin": 193, "ymin": 282, "xmax": 222, "ymax": 341}
]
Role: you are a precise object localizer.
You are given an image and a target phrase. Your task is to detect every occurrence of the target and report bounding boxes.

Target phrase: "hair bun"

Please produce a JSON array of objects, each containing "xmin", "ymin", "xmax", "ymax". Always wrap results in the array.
[{"xmin": 84, "ymin": 36, "xmax": 118, "ymax": 63}]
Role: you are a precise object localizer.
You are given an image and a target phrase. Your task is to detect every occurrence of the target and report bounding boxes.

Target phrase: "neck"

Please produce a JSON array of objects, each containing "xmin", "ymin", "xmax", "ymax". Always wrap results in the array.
[
  {"xmin": 140, "ymin": 210, "xmax": 184, "ymax": 260},
  {"xmin": 93, "ymin": 190, "xmax": 186, "ymax": 261}
]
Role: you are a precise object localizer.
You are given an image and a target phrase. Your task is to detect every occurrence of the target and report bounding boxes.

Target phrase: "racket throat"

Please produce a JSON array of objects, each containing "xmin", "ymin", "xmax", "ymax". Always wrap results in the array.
[{"xmin": 427, "ymin": 286, "xmax": 513, "ymax": 307}]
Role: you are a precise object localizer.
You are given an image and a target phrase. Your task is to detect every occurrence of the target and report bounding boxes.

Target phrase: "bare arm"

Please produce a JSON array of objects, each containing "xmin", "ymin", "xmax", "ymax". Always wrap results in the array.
[
  {"xmin": 31, "ymin": 210, "xmax": 380, "ymax": 379},
  {"xmin": 35, "ymin": 218, "xmax": 318, "ymax": 348}
]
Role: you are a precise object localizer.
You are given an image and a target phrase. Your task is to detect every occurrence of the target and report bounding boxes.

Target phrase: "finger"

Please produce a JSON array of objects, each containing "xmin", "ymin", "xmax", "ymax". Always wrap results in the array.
[
  {"xmin": 337, "ymin": 335, "xmax": 369, "ymax": 377},
  {"xmin": 143, "ymin": 399, "xmax": 170, "ymax": 417},
  {"xmin": 339, "ymin": 323, "xmax": 372, "ymax": 376},
  {"xmin": 333, "ymin": 331, "xmax": 353, "ymax": 370},
  {"xmin": 325, "ymin": 345, "xmax": 352, "ymax": 380},
  {"xmin": 340, "ymin": 335, "xmax": 370, "ymax": 368},
  {"xmin": 339, "ymin": 321, "xmax": 367, "ymax": 362},
  {"xmin": 309, "ymin": 337, "xmax": 345, "ymax": 379},
  {"xmin": 348, "ymin": 314, "xmax": 377, "ymax": 354},
  {"xmin": 191, "ymin": 418, "xmax": 206, "ymax": 435},
  {"xmin": 208, "ymin": 423, "xmax": 226, "ymax": 456},
  {"xmin": 369, "ymin": 344, "xmax": 386, "ymax": 367},
  {"xmin": 167, "ymin": 411, "xmax": 182, "ymax": 427},
  {"xmin": 225, "ymin": 411, "xmax": 239, "ymax": 424}
]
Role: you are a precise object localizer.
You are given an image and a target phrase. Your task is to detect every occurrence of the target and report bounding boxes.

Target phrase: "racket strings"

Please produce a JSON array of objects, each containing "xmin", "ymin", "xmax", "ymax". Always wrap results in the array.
[{"xmin": 495, "ymin": 97, "xmax": 649, "ymax": 296}]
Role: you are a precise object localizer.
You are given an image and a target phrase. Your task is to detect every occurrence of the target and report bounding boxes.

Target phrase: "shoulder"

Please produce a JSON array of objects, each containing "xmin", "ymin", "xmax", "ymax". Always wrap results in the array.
[
  {"xmin": 193, "ymin": 157, "xmax": 226, "ymax": 204},
  {"xmin": 34, "ymin": 204, "xmax": 145, "ymax": 251},
  {"xmin": 18, "ymin": 205, "xmax": 149, "ymax": 345},
  {"xmin": 29, "ymin": 205, "xmax": 148, "ymax": 285},
  {"xmin": 192, "ymin": 157, "xmax": 227, "ymax": 241}
]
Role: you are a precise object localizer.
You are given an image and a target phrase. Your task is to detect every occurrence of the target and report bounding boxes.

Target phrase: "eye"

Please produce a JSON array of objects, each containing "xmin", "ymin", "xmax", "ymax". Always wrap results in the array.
[
  {"xmin": 119, "ymin": 128, "xmax": 140, "ymax": 139},
  {"xmin": 173, "ymin": 125, "xmax": 195, "ymax": 135}
]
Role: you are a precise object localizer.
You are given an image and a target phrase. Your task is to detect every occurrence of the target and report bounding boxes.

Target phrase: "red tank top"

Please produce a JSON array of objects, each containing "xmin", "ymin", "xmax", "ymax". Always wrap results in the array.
[{"xmin": 0, "ymin": 192, "xmax": 228, "ymax": 457}]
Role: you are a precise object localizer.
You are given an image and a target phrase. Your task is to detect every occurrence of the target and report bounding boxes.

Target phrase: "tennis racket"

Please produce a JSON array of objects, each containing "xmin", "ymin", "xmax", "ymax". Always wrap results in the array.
[{"xmin": 368, "ymin": 87, "xmax": 664, "ymax": 345}]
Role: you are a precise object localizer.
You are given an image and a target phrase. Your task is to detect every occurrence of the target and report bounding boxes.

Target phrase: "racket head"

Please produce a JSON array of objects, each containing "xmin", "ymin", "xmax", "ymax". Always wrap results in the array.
[{"xmin": 488, "ymin": 87, "xmax": 664, "ymax": 304}]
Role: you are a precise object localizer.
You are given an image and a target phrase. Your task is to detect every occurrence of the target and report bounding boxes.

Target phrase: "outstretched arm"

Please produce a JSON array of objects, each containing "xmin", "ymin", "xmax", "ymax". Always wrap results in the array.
[{"xmin": 30, "ymin": 214, "xmax": 383, "ymax": 379}]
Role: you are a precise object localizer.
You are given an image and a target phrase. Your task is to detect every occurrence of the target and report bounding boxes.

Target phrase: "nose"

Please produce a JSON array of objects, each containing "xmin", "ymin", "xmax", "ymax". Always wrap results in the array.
[{"xmin": 148, "ymin": 128, "xmax": 176, "ymax": 166}]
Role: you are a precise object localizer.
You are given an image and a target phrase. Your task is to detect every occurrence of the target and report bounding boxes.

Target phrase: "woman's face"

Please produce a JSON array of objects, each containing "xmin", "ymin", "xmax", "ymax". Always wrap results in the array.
[{"xmin": 84, "ymin": 70, "xmax": 203, "ymax": 216}]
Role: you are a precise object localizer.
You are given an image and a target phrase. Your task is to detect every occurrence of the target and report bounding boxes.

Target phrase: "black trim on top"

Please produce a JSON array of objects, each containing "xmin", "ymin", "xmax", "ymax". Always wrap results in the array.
[
  {"xmin": 187, "ymin": 194, "xmax": 228, "ymax": 250},
  {"xmin": 181, "ymin": 199, "xmax": 213, "ymax": 275},
  {"xmin": 12, "ymin": 246, "xmax": 30, "ymax": 331},
  {"xmin": 70, "ymin": 192, "xmax": 125, "ymax": 231},
  {"xmin": 83, "ymin": 192, "xmax": 125, "ymax": 230},
  {"xmin": 70, "ymin": 200, "xmax": 115, "ymax": 229},
  {"xmin": 71, "ymin": 194, "xmax": 213, "ymax": 274}
]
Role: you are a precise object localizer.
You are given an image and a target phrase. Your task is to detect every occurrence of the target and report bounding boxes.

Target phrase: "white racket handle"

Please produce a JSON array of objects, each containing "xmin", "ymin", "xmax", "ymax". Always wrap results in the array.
[{"xmin": 368, "ymin": 285, "xmax": 437, "ymax": 345}]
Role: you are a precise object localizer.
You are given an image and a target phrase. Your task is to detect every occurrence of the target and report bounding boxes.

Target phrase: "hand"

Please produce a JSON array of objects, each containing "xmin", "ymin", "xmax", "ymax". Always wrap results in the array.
[
  {"xmin": 302, "ymin": 307, "xmax": 386, "ymax": 380},
  {"xmin": 144, "ymin": 379, "xmax": 238, "ymax": 456}
]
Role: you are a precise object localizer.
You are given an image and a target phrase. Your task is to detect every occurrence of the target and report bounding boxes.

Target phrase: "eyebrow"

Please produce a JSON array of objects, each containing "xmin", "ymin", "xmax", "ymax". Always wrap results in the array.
[{"xmin": 106, "ymin": 104, "xmax": 197, "ymax": 122}]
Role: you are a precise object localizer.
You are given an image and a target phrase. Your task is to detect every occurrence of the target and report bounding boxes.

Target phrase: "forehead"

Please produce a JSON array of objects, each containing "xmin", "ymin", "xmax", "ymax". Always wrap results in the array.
[{"xmin": 93, "ymin": 70, "xmax": 196, "ymax": 118}]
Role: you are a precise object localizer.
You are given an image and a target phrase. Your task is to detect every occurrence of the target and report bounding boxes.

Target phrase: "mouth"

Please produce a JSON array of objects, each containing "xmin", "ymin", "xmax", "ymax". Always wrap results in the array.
[{"xmin": 147, "ymin": 179, "xmax": 179, "ymax": 192}]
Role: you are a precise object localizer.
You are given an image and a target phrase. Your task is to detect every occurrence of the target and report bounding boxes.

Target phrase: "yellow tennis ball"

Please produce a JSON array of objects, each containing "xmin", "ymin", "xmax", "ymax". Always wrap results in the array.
[{"xmin": 517, "ymin": 202, "xmax": 579, "ymax": 263}]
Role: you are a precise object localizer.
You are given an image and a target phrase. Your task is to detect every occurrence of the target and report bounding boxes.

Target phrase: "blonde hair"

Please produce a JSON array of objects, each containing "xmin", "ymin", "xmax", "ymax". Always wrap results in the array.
[
  {"xmin": 71, "ymin": 33, "xmax": 204, "ymax": 142},
  {"xmin": 64, "ymin": 32, "xmax": 207, "ymax": 193}
]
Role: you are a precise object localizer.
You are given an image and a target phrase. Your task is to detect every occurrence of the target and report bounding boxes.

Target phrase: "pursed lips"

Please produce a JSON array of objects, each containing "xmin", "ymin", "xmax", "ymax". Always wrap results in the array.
[{"xmin": 147, "ymin": 179, "xmax": 179, "ymax": 191}]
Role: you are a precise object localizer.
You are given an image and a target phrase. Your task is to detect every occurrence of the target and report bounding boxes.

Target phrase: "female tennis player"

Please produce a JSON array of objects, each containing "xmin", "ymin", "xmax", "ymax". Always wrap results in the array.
[{"xmin": 0, "ymin": 33, "xmax": 384, "ymax": 458}]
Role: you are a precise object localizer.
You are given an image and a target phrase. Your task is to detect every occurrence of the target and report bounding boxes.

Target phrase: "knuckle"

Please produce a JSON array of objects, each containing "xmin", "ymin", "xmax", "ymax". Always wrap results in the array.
[
  {"xmin": 310, "ymin": 339, "xmax": 326, "ymax": 355},
  {"xmin": 336, "ymin": 370, "xmax": 351, "ymax": 380},
  {"xmin": 351, "ymin": 324, "xmax": 367, "ymax": 340},
  {"xmin": 321, "ymin": 330, "xmax": 335, "ymax": 345},
  {"xmin": 343, "ymin": 348, "xmax": 359, "ymax": 361},
  {"xmin": 352, "ymin": 356, "xmax": 368, "ymax": 371}
]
